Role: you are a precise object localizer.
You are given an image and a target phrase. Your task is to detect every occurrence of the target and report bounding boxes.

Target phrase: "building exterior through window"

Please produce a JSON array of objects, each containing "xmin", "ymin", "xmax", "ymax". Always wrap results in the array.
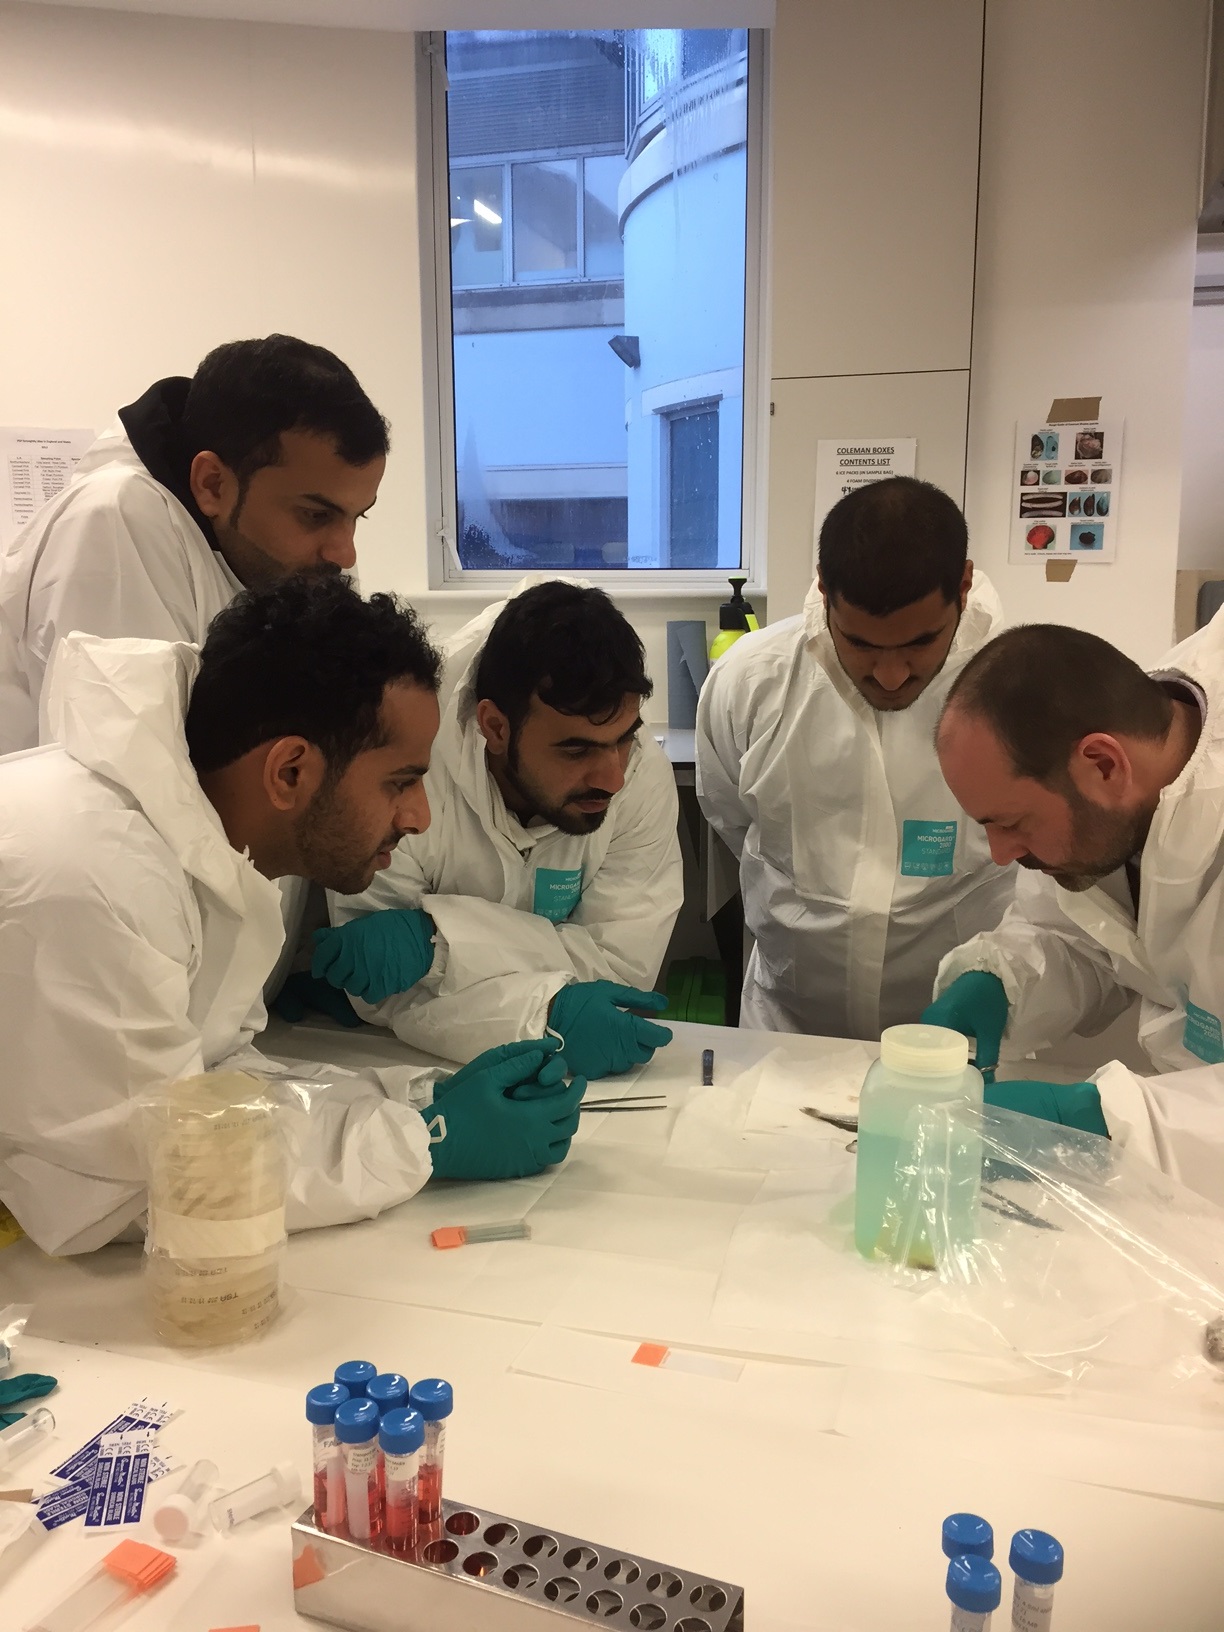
[{"xmin": 445, "ymin": 29, "xmax": 750, "ymax": 572}]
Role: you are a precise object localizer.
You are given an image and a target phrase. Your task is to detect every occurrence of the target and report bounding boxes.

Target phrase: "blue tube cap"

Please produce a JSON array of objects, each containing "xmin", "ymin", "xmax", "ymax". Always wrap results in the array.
[
  {"xmin": 334, "ymin": 1360, "xmax": 377, "ymax": 1396},
  {"xmin": 380, "ymin": 1407, "xmax": 426, "ymax": 1457},
  {"xmin": 1009, "ymin": 1529, "xmax": 1064, "ymax": 1585},
  {"xmin": 367, "ymin": 1373, "xmax": 410, "ymax": 1415},
  {"xmin": 942, "ymin": 1512, "xmax": 993, "ymax": 1560},
  {"xmin": 946, "ymin": 1556, "xmax": 1001, "ymax": 1614},
  {"xmin": 335, "ymin": 1397, "xmax": 381, "ymax": 1444},
  {"xmin": 409, "ymin": 1378, "xmax": 453, "ymax": 1422},
  {"xmin": 306, "ymin": 1382, "xmax": 350, "ymax": 1425}
]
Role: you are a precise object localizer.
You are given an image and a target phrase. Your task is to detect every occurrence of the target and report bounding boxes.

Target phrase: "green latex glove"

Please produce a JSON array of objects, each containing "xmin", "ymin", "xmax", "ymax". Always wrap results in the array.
[
  {"xmin": 549, "ymin": 981, "xmax": 674, "ymax": 1080},
  {"xmin": 271, "ymin": 971, "xmax": 365, "ymax": 1029},
  {"xmin": 985, "ymin": 1079, "xmax": 1110, "ymax": 1138},
  {"xmin": 311, "ymin": 908, "xmax": 436, "ymax": 1006},
  {"xmin": 0, "ymin": 1373, "xmax": 57, "ymax": 1409},
  {"xmin": 425, "ymin": 1039, "xmax": 586, "ymax": 1181},
  {"xmin": 430, "ymin": 1037, "xmax": 570, "ymax": 1104},
  {"xmin": 922, "ymin": 971, "xmax": 1010, "ymax": 1080}
]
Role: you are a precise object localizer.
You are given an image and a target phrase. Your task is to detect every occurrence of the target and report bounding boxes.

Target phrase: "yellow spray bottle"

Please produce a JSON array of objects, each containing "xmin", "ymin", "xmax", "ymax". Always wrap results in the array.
[{"xmin": 709, "ymin": 577, "xmax": 759, "ymax": 662}]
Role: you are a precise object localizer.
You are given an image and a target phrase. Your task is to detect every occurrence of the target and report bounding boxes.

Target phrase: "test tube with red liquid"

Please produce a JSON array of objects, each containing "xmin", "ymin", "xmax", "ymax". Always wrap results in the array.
[
  {"xmin": 366, "ymin": 1374, "xmax": 409, "ymax": 1502},
  {"xmin": 306, "ymin": 1382, "xmax": 350, "ymax": 1534},
  {"xmin": 379, "ymin": 1407, "xmax": 424, "ymax": 1559},
  {"xmin": 335, "ymin": 1397, "xmax": 383, "ymax": 1543},
  {"xmin": 408, "ymin": 1378, "xmax": 452, "ymax": 1527}
]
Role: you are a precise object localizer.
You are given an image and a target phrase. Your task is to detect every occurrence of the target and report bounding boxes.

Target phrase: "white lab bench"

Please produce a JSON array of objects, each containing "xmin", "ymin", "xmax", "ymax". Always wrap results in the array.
[{"xmin": 2, "ymin": 1020, "xmax": 1223, "ymax": 1631}]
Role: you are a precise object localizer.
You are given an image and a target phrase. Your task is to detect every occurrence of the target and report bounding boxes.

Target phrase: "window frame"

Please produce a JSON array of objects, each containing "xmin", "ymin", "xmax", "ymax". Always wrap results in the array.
[{"xmin": 416, "ymin": 28, "xmax": 770, "ymax": 594}]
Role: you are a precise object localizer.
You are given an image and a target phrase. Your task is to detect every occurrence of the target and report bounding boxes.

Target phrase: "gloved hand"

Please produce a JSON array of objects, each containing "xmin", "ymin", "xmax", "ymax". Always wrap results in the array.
[
  {"xmin": 311, "ymin": 907, "xmax": 436, "ymax": 1006},
  {"xmin": 271, "ymin": 971, "xmax": 365, "ymax": 1029},
  {"xmin": 922, "ymin": 971, "xmax": 1009, "ymax": 1080},
  {"xmin": 424, "ymin": 1037, "xmax": 585, "ymax": 1181},
  {"xmin": 985, "ymin": 1078, "xmax": 1110, "ymax": 1138},
  {"xmin": 549, "ymin": 981, "xmax": 673, "ymax": 1080}
]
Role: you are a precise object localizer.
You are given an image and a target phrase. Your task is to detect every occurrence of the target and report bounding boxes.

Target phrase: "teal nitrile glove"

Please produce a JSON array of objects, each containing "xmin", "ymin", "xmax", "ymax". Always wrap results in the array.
[
  {"xmin": 424, "ymin": 1039, "xmax": 585, "ymax": 1181},
  {"xmin": 0, "ymin": 1373, "xmax": 56, "ymax": 1409},
  {"xmin": 311, "ymin": 907, "xmax": 436, "ymax": 1006},
  {"xmin": 921, "ymin": 970, "xmax": 1010, "ymax": 1081},
  {"xmin": 985, "ymin": 1079, "xmax": 1110, "ymax": 1138},
  {"xmin": 271, "ymin": 971, "xmax": 365, "ymax": 1029},
  {"xmin": 548, "ymin": 981, "xmax": 674, "ymax": 1080}
]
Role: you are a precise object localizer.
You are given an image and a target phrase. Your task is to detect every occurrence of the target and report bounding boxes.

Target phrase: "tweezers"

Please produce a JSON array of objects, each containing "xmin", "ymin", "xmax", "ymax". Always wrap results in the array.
[
  {"xmin": 579, "ymin": 1095, "xmax": 667, "ymax": 1113},
  {"xmin": 801, "ymin": 1109, "xmax": 1060, "ymax": 1231}
]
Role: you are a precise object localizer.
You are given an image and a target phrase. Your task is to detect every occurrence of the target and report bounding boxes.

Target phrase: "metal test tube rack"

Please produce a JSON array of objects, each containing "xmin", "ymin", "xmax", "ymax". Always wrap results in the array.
[{"xmin": 292, "ymin": 1496, "xmax": 745, "ymax": 1632}]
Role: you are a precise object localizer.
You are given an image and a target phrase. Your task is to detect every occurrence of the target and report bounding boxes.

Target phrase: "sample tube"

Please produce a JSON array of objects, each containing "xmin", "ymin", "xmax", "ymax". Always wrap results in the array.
[
  {"xmin": 943, "ymin": 1513, "xmax": 994, "ymax": 1561},
  {"xmin": 366, "ymin": 1375, "xmax": 408, "ymax": 1502},
  {"xmin": 379, "ymin": 1407, "xmax": 424, "ymax": 1559},
  {"xmin": 1008, "ymin": 1530, "xmax": 1063, "ymax": 1631},
  {"xmin": 947, "ymin": 1556, "xmax": 1002, "ymax": 1632},
  {"xmin": 334, "ymin": 1359, "xmax": 377, "ymax": 1398},
  {"xmin": 0, "ymin": 1406, "xmax": 54, "ymax": 1471},
  {"xmin": 209, "ymin": 1462, "xmax": 301, "ymax": 1535},
  {"xmin": 306, "ymin": 1382, "xmax": 350, "ymax": 1534},
  {"xmin": 152, "ymin": 1458, "xmax": 219, "ymax": 1544},
  {"xmin": 366, "ymin": 1374, "xmax": 409, "ymax": 1418},
  {"xmin": 408, "ymin": 1378, "xmax": 452, "ymax": 1527},
  {"xmin": 335, "ymin": 1398, "xmax": 383, "ymax": 1544}
]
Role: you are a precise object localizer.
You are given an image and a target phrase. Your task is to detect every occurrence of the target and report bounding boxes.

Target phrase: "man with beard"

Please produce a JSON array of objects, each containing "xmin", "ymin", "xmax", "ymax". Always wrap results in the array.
[
  {"xmin": 316, "ymin": 580, "xmax": 682, "ymax": 1081},
  {"xmin": 0, "ymin": 573, "xmax": 585, "ymax": 1256},
  {"xmin": 697, "ymin": 477, "xmax": 1012, "ymax": 1040},
  {"xmin": 0, "ymin": 334, "xmax": 388, "ymax": 755},
  {"xmin": 923, "ymin": 619, "xmax": 1224, "ymax": 1161}
]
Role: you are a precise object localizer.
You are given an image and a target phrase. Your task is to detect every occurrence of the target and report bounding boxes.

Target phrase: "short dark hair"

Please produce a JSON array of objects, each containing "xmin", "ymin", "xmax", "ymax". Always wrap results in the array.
[
  {"xmin": 186, "ymin": 571, "xmax": 441, "ymax": 776},
  {"xmin": 182, "ymin": 335, "xmax": 389, "ymax": 500},
  {"xmin": 473, "ymin": 581, "xmax": 653, "ymax": 732},
  {"xmin": 945, "ymin": 624, "xmax": 1175, "ymax": 784},
  {"xmin": 818, "ymin": 476, "xmax": 968, "ymax": 616}
]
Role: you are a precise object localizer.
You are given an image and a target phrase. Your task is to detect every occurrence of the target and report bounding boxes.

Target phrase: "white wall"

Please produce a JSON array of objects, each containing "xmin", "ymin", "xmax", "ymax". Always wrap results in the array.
[
  {"xmin": 1179, "ymin": 298, "xmax": 1224, "ymax": 572},
  {"xmin": 765, "ymin": 0, "xmax": 983, "ymax": 621},
  {"xmin": 964, "ymin": 0, "xmax": 1207, "ymax": 667}
]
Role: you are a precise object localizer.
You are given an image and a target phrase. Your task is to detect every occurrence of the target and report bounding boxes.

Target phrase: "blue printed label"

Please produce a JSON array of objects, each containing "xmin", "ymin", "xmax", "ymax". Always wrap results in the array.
[
  {"xmin": 900, "ymin": 820, "xmax": 958, "ymax": 878},
  {"xmin": 533, "ymin": 867, "xmax": 584, "ymax": 922},
  {"xmin": 1184, "ymin": 1000, "xmax": 1224, "ymax": 1065}
]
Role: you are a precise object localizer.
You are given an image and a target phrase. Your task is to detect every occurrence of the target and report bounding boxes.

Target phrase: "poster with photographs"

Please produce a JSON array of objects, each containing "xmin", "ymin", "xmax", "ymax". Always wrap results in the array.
[{"xmin": 1009, "ymin": 416, "xmax": 1122, "ymax": 564}]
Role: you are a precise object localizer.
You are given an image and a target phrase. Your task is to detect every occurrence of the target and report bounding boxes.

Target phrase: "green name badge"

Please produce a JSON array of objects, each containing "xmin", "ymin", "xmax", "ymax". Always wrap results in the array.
[
  {"xmin": 533, "ymin": 866, "xmax": 584, "ymax": 923},
  {"xmin": 900, "ymin": 819, "xmax": 957, "ymax": 878},
  {"xmin": 1184, "ymin": 999, "xmax": 1224, "ymax": 1065}
]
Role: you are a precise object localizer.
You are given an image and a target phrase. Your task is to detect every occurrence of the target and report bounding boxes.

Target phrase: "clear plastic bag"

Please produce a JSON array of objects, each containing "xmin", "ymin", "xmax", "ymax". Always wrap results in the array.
[
  {"xmin": 877, "ymin": 1102, "xmax": 1224, "ymax": 1401},
  {"xmin": 0, "ymin": 1304, "xmax": 31, "ymax": 1374},
  {"xmin": 134, "ymin": 1072, "xmax": 298, "ymax": 1348}
]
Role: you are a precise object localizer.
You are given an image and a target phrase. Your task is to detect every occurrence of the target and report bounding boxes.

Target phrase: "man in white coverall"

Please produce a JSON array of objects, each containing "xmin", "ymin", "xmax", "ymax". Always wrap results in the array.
[
  {"xmin": 0, "ymin": 573, "xmax": 584, "ymax": 1257},
  {"xmin": 696, "ymin": 476, "xmax": 1013, "ymax": 1040},
  {"xmin": 924, "ymin": 618, "xmax": 1224, "ymax": 1194},
  {"xmin": 312, "ymin": 580, "xmax": 683, "ymax": 1079},
  {"xmin": 0, "ymin": 333, "xmax": 388, "ymax": 754}
]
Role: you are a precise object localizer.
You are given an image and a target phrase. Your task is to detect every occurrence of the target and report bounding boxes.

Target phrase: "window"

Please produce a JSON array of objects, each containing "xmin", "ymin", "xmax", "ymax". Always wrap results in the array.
[
  {"xmin": 420, "ymin": 27, "xmax": 767, "ymax": 585},
  {"xmin": 667, "ymin": 404, "xmax": 720, "ymax": 569}
]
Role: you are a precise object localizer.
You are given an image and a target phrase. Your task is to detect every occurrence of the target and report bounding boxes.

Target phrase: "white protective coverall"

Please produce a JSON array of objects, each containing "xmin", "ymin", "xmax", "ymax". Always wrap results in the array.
[
  {"xmin": 933, "ymin": 611, "xmax": 1224, "ymax": 1201},
  {"xmin": 0, "ymin": 386, "xmax": 239, "ymax": 755},
  {"xmin": 0, "ymin": 632, "xmax": 434, "ymax": 1257},
  {"xmin": 696, "ymin": 570, "xmax": 1013, "ymax": 1040},
  {"xmin": 332, "ymin": 596, "xmax": 684, "ymax": 1063}
]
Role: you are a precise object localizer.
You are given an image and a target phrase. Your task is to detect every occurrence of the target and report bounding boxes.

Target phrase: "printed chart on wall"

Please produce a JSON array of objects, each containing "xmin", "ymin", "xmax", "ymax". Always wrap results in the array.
[
  {"xmin": 0, "ymin": 427, "xmax": 96, "ymax": 550},
  {"xmin": 1009, "ymin": 410, "xmax": 1122, "ymax": 565},
  {"xmin": 812, "ymin": 438, "xmax": 916, "ymax": 568}
]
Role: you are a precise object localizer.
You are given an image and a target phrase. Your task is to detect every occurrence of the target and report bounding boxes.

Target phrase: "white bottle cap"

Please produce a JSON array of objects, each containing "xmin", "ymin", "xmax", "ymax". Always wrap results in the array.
[{"xmin": 879, "ymin": 1023, "xmax": 969, "ymax": 1078}]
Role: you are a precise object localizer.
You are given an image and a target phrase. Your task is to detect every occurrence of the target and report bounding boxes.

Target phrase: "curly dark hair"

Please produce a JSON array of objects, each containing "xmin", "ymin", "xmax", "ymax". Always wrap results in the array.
[
  {"xmin": 473, "ymin": 580, "xmax": 653, "ymax": 733},
  {"xmin": 186, "ymin": 570, "xmax": 441, "ymax": 776}
]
